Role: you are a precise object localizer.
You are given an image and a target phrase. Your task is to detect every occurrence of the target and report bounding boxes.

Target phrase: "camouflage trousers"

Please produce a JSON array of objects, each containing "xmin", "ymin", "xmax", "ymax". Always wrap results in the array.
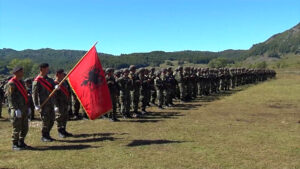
[
  {"xmin": 10, "ymin": 108, "xmax": 29, "ymax": 144},
  {"xmin": 192, "ymin": 83, "xmax": 197, "ymax": 98},
  {"xmin": 56, "ymin": 104, "xmax": 69, "ymax": 131},
  {"xmin": 40, "ymin": 105, "xmax": 55, "ymax": 135},
  {"xmin": 109, "ymin": 93, "xmax": 117, "ymax": 118},
  {"xmin": 72, "ymin": 95, "xmax": 80, "ymax": 116},
  {"xmin": 140, "ymin": 89, "xmax": 148, "ymax": 110},
  {"xmin": 150, "ymin": 89, "xmax": 157, "ymax": 104},
  {"xmin": 197, "ymin": 82, "xmax": 202, "ymax": 96},
  {"xmin": 130, "ymin": 90, "xmax": 140, "ymax": 112},
  {"xmin": 178, "ymin": 83, "xmax": 186, "ymax": 101},
  {"xmin": 186, "ymin": 82, "xmax": 193, "ymax": 99},
  {"xmin": 120, "ymin": 91, "xmax": 131, "ymax": 115},
  {"xmin": 156, "ymin": 89, "xmax": 164, "ymax": 107},
  {"xmin": 163, "ymin": 89, "xmax": 172, "ymax": 105}
]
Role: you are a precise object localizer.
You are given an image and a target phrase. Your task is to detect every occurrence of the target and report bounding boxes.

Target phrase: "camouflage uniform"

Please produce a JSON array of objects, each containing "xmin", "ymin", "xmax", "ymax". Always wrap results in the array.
[
  {"xmin": 32, "ymin": 75, "xmax": 56, "ymax": 140},
  {"xmin": 161, "ymin": 69, "xmax": 172, "ymax": 106},
  {"xmin": 54, "ymin": 80, "xmax": 71, "ymax": 135},
  {"xmin": 139, "ymin": 69, "xmax": 149, "ymax": 113},
  {"xmin": 25, "ymin": 78, "xmax": 35, "ymax": 120},
  {"xmin": 149, "ymin": 68, "xmax": 157, "ymax": 105},
  {"xmin": 154, "ymin": 71, "xmax": 164, "ymax": 108},
  {"xmin": 106, "ymin": 68, "xmax": 119, "ymax": 121},
  {"xmin": 174, "ymin": 67, "xmax": 185, "ymax": 101},
  {"xmin": 117, "ymin": 69, "xmax": 132, "ymax": 118},
  {"xmin": 129, "ymin": 66, "xmax": 140, "ymax": 114},
  {"xmin": 7, "ymin": 77, "xmax": 29, "ymax": 149}
]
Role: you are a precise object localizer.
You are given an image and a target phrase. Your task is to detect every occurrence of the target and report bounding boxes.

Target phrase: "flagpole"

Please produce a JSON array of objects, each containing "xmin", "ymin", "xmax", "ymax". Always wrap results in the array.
[{"xmin": 39, "ymin": 41, "xmax": 98, "ymax": 108}]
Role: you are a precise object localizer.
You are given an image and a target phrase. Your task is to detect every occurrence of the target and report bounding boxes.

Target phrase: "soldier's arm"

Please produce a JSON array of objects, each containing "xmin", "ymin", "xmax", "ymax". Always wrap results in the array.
[
  {"xmin": 32, "ymin": 81, "xmax": 39, "ymax": 107},
  {"xmin": 7, "ymin": 83, "xmax": 19, "ymax": 111}
]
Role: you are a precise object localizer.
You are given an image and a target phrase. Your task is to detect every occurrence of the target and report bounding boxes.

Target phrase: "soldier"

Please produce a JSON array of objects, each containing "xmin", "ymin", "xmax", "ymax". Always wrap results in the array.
[
  {"xmin": 175, "ymin": 66, "xmax": 186, "ymax": 102},
  {"xmin": 106, "ymin": 68, "xmax": 120, "ymax": 122},
  {"xmin": 154, "ymin": 71, "xmax": 164, "ymax": 109},
  {"xmin": 183, "ymin": 67, "xmax": 191, "ymax": 101},
  {"xmin": 117, "ymin": 69, "xmax": 132, "ymax": 118},
  {"xmin": 114, "ymin": 70, "xmax": 122, "ymax": 114},
  {"xmin": 149, "ymin": 67, "xmax": 157, "ymax": 105},
  {"xmin": 129, "ymin": 65, "xmax": 140, "ymax": 117},
  {"xmin": 138, "ymin": 68, "xmax": 150, "ymax": 114},
  {"xmin": 167, "ymin": 67, "xmax": 176, "ymax": 104},
  {"xmin": 144, "ymin": 68, "xmax": 152, "ymax": 107},
  {"xmin": 54, "ymin": 69, "xmax": 73, "ymax": 138},
  {"xmin": 25, "ymin": 78, "xmax": 35, "ymax": 121},
  {"xmin": 32, "ymin": 63, "xmax": 58, "ymax": 142},
  {"xmin": 7, "ymin": 67, "xmax": 30, "ymax": 150}
]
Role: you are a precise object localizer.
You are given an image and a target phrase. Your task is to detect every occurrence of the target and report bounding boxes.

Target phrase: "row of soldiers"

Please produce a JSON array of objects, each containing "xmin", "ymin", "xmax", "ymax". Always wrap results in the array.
[
  {"xmin": 104, "ymin": 66, "xmax": 276, "ymax": 121},
  {"xmin": 0, "ymin": 64, "xmax": 276, "ymax": 151}
]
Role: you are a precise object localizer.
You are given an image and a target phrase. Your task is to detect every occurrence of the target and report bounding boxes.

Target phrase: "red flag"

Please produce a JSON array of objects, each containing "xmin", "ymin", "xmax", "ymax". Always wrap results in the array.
[{"xmin": 68, "ymin": 46, "xmax": 112, "ymax": 120}]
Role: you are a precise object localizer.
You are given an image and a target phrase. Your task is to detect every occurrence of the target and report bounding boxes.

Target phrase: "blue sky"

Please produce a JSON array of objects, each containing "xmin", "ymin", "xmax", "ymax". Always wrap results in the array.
[{"xmin": 0, "ymin": 0, "xmax": 299, "ymax": 55}]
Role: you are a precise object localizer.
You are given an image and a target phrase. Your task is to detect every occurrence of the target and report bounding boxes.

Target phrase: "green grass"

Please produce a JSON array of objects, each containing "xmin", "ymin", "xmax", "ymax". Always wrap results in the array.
[{"xmin": 0, "ymin": 71, "xmax": 299, "ymax": 169}]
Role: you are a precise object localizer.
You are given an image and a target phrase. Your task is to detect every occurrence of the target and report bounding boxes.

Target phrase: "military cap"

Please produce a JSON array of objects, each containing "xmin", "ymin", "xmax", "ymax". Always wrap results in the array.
[
  {"xmin": 137, "ymin": 68, "xmax": 145, "ymax": 74},
  {"xmin": 39, "ymin": 63, "xmax": 49, "ymax": 69},
  {"xmin": 105, "ymin": 68, "xmax": 113, "ymax": 73},
  {"xmin": 155, "ymin": 71, "xmax": 161, "ymax": 76},
  {"xmin": 123, "ymin": 68, "xmax": 129, "ymax": 73},
  {"xmin": 12, "ymin": 66, "xmax": 23, "ymax": 74},
  {"xmin": 129, "ymin": 65, "xmax": 136, "ymax": 71},
  {"xmin": 56, "ymin": 69, "xmax": 64, "ymax": 74}
]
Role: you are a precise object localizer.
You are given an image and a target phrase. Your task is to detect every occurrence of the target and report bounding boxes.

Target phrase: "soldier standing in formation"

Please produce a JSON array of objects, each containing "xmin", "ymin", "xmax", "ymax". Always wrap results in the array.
[
  {"xmin": 105, "ymin": 68, "xmax": 120, "ymax": 122},
  {"xmin": 32, "ymin": 63, "xmax": 58, "ymax": 142},
  {"xmin": 54, "ymin": 69, "xmax": 73, "ymax": 138},
  {"xmin": 7, "ymin": 67, "xmax": 30, "ymax": 150}
]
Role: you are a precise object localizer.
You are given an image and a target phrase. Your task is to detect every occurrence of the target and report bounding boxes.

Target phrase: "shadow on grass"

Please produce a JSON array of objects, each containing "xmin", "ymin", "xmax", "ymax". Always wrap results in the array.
[
  {"xmin": 122, "ymin": 111, "xmax": 184, "ymax": 123},
  {"xmin": 56, "ymin": 136, "xmax": 123, "ymax": 143},
  {"xmin": 29, "ymin": 144, "xmax": 99, "ymax": 151},
  {"xmin": 71, "ymin": 132, "xmax": 127, "ymax": 138},
  {"xmin": 127, "ymin": 139, "xmax": 185, "ymax": 147},
  {"xmin": 54, "ymin": 132, "xmax": 127, "ymax": 143}
]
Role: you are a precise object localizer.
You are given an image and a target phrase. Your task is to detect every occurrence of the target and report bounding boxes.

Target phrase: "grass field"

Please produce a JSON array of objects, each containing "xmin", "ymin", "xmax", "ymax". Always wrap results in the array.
[{"xmin": 0, "ymin": 71, "xmax": 299, "ymax": 169}]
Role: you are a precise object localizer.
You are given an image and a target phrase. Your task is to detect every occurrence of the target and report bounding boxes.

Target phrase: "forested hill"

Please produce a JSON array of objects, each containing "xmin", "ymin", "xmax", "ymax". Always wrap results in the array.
[
  {"xmin": 0, "ymin": 48, "xmax": 246, "ymax": 75},
  {"xmin": 0, "ymin": 22, "xmax": 299, "ymax": 75}
]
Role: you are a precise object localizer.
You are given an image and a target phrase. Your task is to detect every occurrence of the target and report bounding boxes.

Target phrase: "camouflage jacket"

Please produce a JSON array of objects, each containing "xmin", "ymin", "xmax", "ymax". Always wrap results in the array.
[
  {"xmin": 7, "ymin": 77, "xmax": 28, "ymax": 114},
  {"xmin": 32, "ymin": 75, "xmax": 56, "ymax": 107}
]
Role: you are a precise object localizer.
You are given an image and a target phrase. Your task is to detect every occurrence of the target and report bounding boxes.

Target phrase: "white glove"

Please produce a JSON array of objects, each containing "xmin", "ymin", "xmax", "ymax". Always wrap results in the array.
[
  {"xmin": 35, "ymin": 106, "xmax": 41, "ymax": 111},
  {"xmin": 55, "ymin": 85, "xmax": 60, "ymax": 90},
  {"xmin": 54, "ymin": 107, "xmax": 59, "ymax": 113},
  {"xmin": 15, "ymin": 109, "xmax": 22, "ymax": 118},
  {"xmin": 28, "ymin": 108, "xmax": 32, "ymax": 117}
]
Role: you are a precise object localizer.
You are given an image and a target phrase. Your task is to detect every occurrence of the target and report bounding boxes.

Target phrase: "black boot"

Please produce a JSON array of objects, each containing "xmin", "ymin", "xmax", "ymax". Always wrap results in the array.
[
  {"xmin": 64, "ymin": 129, "xmax": 73, "ymax": 137},
  {"xmin": 12, "ymin": 142, "xmax": 22, "ymax": 151},
  {"xmin": 58, "ymin": 129, "xmax": 66, "ymax": 138},
  {"xmin": 41, "ymin": 132, "xmax": 53, "ymax": 142},
  {"xmin": 19, "ymin": 140, "xmax": 31, "ymax": 149}
]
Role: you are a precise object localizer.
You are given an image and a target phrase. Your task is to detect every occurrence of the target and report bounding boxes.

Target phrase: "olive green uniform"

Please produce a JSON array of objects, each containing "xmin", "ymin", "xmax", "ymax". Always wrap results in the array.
[
  {"xmin": 117, "ymin": 76, "xmax": 132, "ymax": 117},
  {"xmin": 54, "ymin": 81, "xmax": 71, "ymax": 132},
  {"xmin": 7, "ymin": 79, "xmax": 29, "ymax": 145},
  {"xmin": 32, "ymin": 75, "xmax": 56, "ymax": 138},
  {"xmin": 106, "ymin": 75, "xmax": 118, "ymax": 119}
]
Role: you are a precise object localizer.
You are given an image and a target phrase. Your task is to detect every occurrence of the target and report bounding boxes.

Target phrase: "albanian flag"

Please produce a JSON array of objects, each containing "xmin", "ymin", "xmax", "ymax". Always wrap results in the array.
[{"xmin": 68, "ymin": 46, "xmax": 112, "ymax": 120}]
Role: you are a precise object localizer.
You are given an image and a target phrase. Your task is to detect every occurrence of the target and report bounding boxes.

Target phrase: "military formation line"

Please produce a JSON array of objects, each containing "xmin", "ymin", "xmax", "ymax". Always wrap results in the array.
[{"xmin": 0, "ymin": 64, "xmax": 276, "ymax": 150}]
